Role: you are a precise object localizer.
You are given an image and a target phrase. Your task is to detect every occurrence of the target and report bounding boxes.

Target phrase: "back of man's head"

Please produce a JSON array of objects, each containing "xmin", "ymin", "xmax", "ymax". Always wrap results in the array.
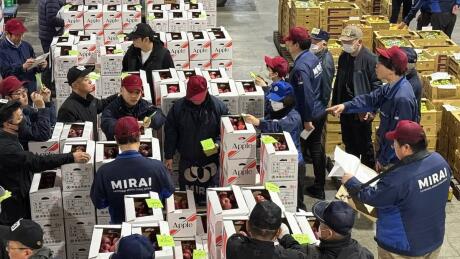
[
  {"xmin": 248, "ymin": 200, "xmax": 282, "ymax": 240},
  {"xmin": 114, "ymin": 116, "xmax": 141, "ymax": 145},
  {"xmin": 312, "ymin": 200, "xmax": 355, "ymax": 237}
]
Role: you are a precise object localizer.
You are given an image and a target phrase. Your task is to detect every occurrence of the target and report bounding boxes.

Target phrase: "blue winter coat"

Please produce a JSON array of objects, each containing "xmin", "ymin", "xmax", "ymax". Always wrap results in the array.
[
  {"xmin": 406, "ymin": 69, "xmax": 422, "ymax": 115},
  {"xmin": 101, "ymin": 96, "xmax": 166, "ymax": 140},
  {"xmin": 315, "ymin": 49, "xmax": 335, "ymax": 107},
  {"xmin": 345, "ymin": 152, "xmax": 450, "ymax": 256},
  {"xmin": 0, "ymin": 39, "xmax": 44, "ymax": 93},
  {"xmin": 344, "ymin": 77, "xmax": 418, "ymax": 166},
  {"xmin": 259, "ymin": 108, "xmax": 304, "ymax": 163},
  {"xmin": 38, "ymin": 0, "xmax": 65, "ymax": 50},
  {"xmin": 288, "ymin": 50, "xmax": 325, "ymax": 122}
]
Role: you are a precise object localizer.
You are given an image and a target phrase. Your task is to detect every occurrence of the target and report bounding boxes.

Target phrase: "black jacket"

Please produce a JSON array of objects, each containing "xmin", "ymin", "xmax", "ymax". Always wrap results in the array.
[
  {"xmin": 301, "ymin": 236, "xmax": 374, "ymax": 259},
  {"xmin": 226, "ymin": 234, "xmax": 306, "ymax": 259},
  {"xmin": 164, "ymin": 95, "xmax": 228, "ymax": 163},
  {"xmin": 57, "ymin": 92, "xmax": 118, "ymax": 140},
  {"xmin": 101, "ymin": 96, "xmax": 166, "ymax": 140},
  {"xmin": 331, "ymin": 47, "xmax": 381, "ymax": 105},
  {"xmin": 122, "ymin": 40, "xmax": 174, "ymax": 98},
  {"xmin": 0, "ymin": 130, "xmax": 74, "ymax": 225},
  {"xmin": 38, "ymin": 0, "xmax": 64, "ymax": 48}
]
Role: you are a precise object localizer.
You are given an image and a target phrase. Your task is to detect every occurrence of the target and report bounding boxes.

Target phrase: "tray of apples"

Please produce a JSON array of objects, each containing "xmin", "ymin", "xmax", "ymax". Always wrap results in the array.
[
  {"xmin": 242, "ymin": 82, "xmax": 256, "ymax": 92},
  {"xmin": 218, "ymin": 191, "xmax": 238, "ymax": 210},
  {"xmin": 174, "ymin": 193, "xmax": 189, "ymax": 210},
  {"xmin": 167, "ymin": 84, "xmax": 180, "ymax": 93},
  {"xmin": 229, "ymin": 117, "xmax": 246, "ymax": 130},
  {"xmin": 99, "ymin": 229, "xmax": 121, "ymax": 253},
  {"xmin": 180, "ymin": 241, "xmax": 196, "ymax": 259}
]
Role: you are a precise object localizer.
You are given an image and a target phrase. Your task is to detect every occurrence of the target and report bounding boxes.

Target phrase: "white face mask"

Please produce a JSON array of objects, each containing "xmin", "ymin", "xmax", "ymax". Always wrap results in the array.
[
  {"xmin": 310, "ymin": 44, "xmax": 321, "ymax": 54},
  {"xmin": 342, "ymin": 43, "xmax": 356, "ymax": 54},
  {"xmin": 270, "ymin": 100, "xmax": 284, "ymax": 111}
]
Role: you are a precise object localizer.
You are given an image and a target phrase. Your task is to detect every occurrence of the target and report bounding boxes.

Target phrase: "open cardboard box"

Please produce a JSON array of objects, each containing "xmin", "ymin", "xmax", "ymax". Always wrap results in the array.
[
  {"xmin": 100, "ymin": 44, "xmax": 124, "ymax": 76},
  {"xmin": 294, "ymin": 211, "xmax": 320, "ymax": 245},
  {"xmin": 220, "ymin": 156, "xmax": 257, "ymax": 186},
  {"xmin": 159, "ymin": 81, "xmax": 186, "ymax": 113},
  {"xmin": 208, "ymin": 27, "xmax": 233, "ymax": 60},
  {"xmin": 235, "ymin": 80, "xmax": 264, "ymax": 118},
  {"xmin": 28, "ymin": 122, "xmax": 63, "ymax": 155},
  {"xmin": 173, "ymin": 236, "xmax": 206, "ymax": 259},
  {"xmin": 131, "ymin": 221, "xmax": 174, "ymax": 259},
  {"xmin": 147, "ymin": 10, "xmax": 169, "ymax": 32},
  {"xmin": 209, "ymin": 80, "xmax": 239, "ymax": 115},
  {"xmin": 336, "ymin": 185, "xmax": 377, "ymax": 222},
  {"xmin": 166, "ymin": 32, "xmax": 189, "ymax": 62},
  {"xmin": 202, "ymin": 67, "xmax": 229, "ymax": 82},
  {"xmin": 220, "ymin": 115, "xmax": 257, "ymax": 160},
  {"xmin": 176, "ymin": 68, "xmax": 203, "ymax": 81},
  {"xmin": 187, "ymin": 30, "xmax": 211, "ymax": 61},
  {"xmin": 220, "ymin": 216, "xmax": 248, "ymax": 259},
  {"xmin": 124, "ymin": 192, "xmax": 164, "ymax": 223},
  {"xmin": 88, "ymin": 223, "xmax": 131, "ymax": 258},
  {"xmin": 30, "ymin": 170, "xmax": 63, "ymax": 221},
  {"xmin": 60, "ymin": 122, "xmax": 93, "ymax": 146},
  {"xmin": 260, "ymin": 132, "xmax": 298, "ymax": 182},
  {"xmin": 241, "ymin": 186, "xmax": 285, "ymax": 212},
  {"xmin": 61, "ymin": 140, "xmax": 95, "ymax": 191},
  {"xmin": 166, "ymin": 190, "xmax": 197, "ymax": 238}
]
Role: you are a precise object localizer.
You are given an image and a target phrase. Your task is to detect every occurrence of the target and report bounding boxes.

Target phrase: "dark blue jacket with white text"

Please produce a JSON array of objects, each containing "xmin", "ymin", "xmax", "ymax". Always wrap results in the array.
[
  {"xmin": 345, "ymin": 152, "xmax": 450, "ymax": 256},
  {"xmin": 344, "ymin": 77, "xmax": 418, "ymax": 165},
  {"xmin": 90, "ymin": 150, "xmax": 174, "ymax": 224}
]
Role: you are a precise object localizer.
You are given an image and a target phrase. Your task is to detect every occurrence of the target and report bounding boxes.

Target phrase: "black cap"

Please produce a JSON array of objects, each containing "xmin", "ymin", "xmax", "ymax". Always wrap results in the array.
[
  {"xmin": 249, "ymin": 200, "xmax": 282, "ymax": 230},
  {"xmin": 0, "ymin": 219, "xmax": 44, "ymax": 249},
  {"xmin": 400, "ymin": 47, "xmax": 417, "ymax": 64},
  {"xmin": 67, "ymin": 65, "xmax": 94, "ymax": 86},
  {"xmin": 312, "ymin": 200, "xmax": 355, "ymax": 236},
  {"xmin": 311, "ymin": 28, "xmax": 330, "ymax": 42},
  {"xmin": 0, "ymin": 100, "xmax": 21, "ymax": 124},
  {"xmin": 127, "ymin": 23, "xmax": 154, "ymax": 40}
]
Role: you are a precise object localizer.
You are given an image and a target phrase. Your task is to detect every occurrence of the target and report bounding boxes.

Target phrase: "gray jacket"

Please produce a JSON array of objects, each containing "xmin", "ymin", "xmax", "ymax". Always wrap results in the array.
[{"xmin": 30, "ymin": 247, "xmax": 53, "ymax": 259}]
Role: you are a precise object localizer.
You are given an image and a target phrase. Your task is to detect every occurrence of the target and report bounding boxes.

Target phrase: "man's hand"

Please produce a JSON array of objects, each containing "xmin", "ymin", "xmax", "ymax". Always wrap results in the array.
[
  {"xmin": 359, "ymin": 112, "xmax": 375, "ymax": 122},
  {"xmin": 375, "ymin": 161, "xmax": 383, "ymax": 173},
  {"xmin": 243, "ymin": 114, "xmax": 260, "ymax": 126},
  {"xmin": 277, "ymin": 223, "xmax": 290, "ymax": 239},
  {"xmin": 254, "ymin": 76, "xmax": 267, "ymax": 87},
  {"xmin": 398, "ymin": 22, "xmax": 408, "ymax": 29},
  {"xmin": 326, "ymin": 104, "xmax": 345, "ymax": 117},
  {"xmin": 453, "ymin": 5, "xmax": 459, "ymax": 15},
  {"xmin": 73, "ymin": 152, "xmax": 92, "ymax": 163},
  {"xmin": 40, "ymin": 86, "xmax": 52, "ymax": 103},
  {"xmin": 304, "ymin": 121, "xmax": 315, "ymax": 131},
  {"xmin": 39, "ymin": 59, "xmax": 48, "ymax": 69},
  {"xmin": 31, "ymin": 92, "xmax": 46, "ymax": 109},
  {"xmin": 164, "ymin": 159, "xmax": 173, "ymax": 171},
  {"xmin": 341, "ymin": 173, "xmax": 354, "ymax": 184},
  {"xmin": 22, "ymin": 58, "xmax": 35, "ymax": 71}
]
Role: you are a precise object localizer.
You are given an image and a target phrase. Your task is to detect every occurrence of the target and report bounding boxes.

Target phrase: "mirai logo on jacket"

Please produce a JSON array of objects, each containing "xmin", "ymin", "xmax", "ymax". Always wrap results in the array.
[
  {"xmin": 111, "ymin": 177, "xmax": 152, "ymax": 190},
  {"xmin": 313, "ymin": 63, "xmax": 323, "ymax": 78},
  {"xmin": 418, "ymin": 167, "xmax": 448, "ymax": 192}
]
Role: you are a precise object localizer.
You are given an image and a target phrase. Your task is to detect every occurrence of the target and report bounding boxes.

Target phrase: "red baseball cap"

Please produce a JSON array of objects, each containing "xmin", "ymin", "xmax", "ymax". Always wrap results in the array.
[
  {"xmin": 283, "ymin": 27, "xmax": 310, "ymax": 43},
  {"xmin": 5, "ymin": 18, "xmax": 27, "ymax": 35},
  {"xmin": 385, "ymin": 120, "xmax": 425, "ymax": 144},
  {"xmin": 0, "ymin": 76, "xmax": 26, "ymax": 97},
  {"xmin": 264, "ymin": 56, "xmax": 289, "ymax": 78},
  {"xmin": 376, "ymin": 46, "xmax": 408, "ymax": 74},
  {"xmin": 122, "ymin": 74, "xmax": 143, "ymax": 93},
  {"xmin": 114, "ymin": 116, "xmax": 140, "ymax": 139},
  {"xmin": 186, "ymin": 75, "xmax": 208, "ymax": 102}
]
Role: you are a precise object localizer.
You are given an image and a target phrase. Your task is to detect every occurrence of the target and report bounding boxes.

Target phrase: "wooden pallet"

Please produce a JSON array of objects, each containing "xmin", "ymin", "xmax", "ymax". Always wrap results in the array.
[{"xmin": 273, "ymin": 31, "xmax": 294, "ymax": 68}]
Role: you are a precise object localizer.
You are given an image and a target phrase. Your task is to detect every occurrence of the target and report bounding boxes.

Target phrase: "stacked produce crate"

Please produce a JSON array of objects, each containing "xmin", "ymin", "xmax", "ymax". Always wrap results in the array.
[
  {"xmin": 319, "ymin": 1, "xmax": 361, "ymax": 39},
  {"xmin": 289, "ymin": 0, "xmax": 320, "ymax": 30}
]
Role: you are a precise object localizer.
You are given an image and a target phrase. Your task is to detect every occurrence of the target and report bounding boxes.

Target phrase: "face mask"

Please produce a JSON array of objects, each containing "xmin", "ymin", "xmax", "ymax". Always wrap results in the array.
[
  {"xmin": 342, "ymin": 43, "xmax": 356, "ymax": 54},
  {"xmin": 310, "ymin": 44, "xmax": 321, "ymax": 54},
  {"xmin": 270, "ymin": 100, "xmax": 284, "ymax": 111}
]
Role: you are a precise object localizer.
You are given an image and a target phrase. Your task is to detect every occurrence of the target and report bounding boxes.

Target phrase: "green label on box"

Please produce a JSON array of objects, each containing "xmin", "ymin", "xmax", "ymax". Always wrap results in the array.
[
  {"xmin": 265, "ymin": 182, "xmax": 280, "ymax": 193},
  {"xmin": 68, "ymin": 50, "xmax": 79, "ymax": 56},
  {"xmin": 135, "ymin": 4, "xmax": 142, "ymax": 10},
  {"xmin": 0, "ymin": 190, "xmax": 12, "ymax": 203},
  {"xmin": 261, "ymin": 136, "xmax": 278, "ymax": 145},
  {"xmin": 193, "ymin": 249, "xmax": 207, "ymax": 259},
  {"xmin": 145, "ymin": 198, "xmax": 163, "ymax": 209},
  {"xmin": 201, "ymin": 138, "xmax": 215, "ymax": 151},
  {"xmin": 63, "ymin": 4, "xmax": 71, "ymax": 11},
  {"xmin": 117, "ymin": 34, "xmax": 126, "ymax": 42},
  {"xmin": 147, "ymin": 14, "xmax": 155, "ymax": 21},
  {"xmin": 121, "ymin": 72, "xmax": 129, "ymax": 79},
  {"xmin": 156, "ymin": 235, "xmax": 174, "ymax": 247},
  {"xmin": 292, "ymin": 234, "xmax": 310, "ymax": 245},
  {"xmin": 113, "ymin": 49, "xmax": 124, "ymax": 54},
  {"xmin": 89, "ymin": 72, "xmax": 100, "ymax": 81},
  {"xmin": 199, "ymin": 11, "xmax": 207, "ymax": 19}
]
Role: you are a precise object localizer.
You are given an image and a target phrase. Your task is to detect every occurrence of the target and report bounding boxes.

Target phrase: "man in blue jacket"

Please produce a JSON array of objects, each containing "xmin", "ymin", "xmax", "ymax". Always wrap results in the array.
[
  {"xmin": 0, "ymin": 76, "xmax": 55, "ymax": 150},
  {"xmin": 399, "ymin": 0, "xmax": 433, "ymax": 29},
  {"xmin": 38, "ymin": 0, "xmax": 65, "ymax": 53},
  {"xmin": 90, "ymin": 116, "xmax": 174, "ymax": 224},
  {"xmin": 284, "ymin": 26, "xmax": 326, "ymax": 199},
  {"xmin": 342, "ymin": 120, "xmax": 450, "ymax": 258},
  {"xmin": 0, "ymin": 19, "xmax": 47, "ymax": 94},
  {"xmin": 164, "ymin": 75, "xmax": 228, "ymax": 205},
  {"xmin": 101, "ymin": 74, "xmax": 166, "ymax": 140},
  {"xmin": 328, "ymin": 46, "xmax": 418, "ymax": 171},
  {"xmin": 401, "ymin": 47, "xmax": 422, "ymax": 115}
]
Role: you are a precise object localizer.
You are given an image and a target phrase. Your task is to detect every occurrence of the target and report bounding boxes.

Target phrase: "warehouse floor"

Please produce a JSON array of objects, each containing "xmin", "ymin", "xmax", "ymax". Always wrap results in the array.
[{"xmin": 15, "ymin": 0, "xmax": 460, "ymax": 257}]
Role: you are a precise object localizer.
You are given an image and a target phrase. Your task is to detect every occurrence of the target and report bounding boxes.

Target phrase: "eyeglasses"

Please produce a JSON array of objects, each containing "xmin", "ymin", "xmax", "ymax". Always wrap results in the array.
[
  {"xmin": 10, "ymin": 89, "xmax": 28, "ymax": 97},
  {"xmin": 6, "ymin": 245, "xmax": 29, "ymax": 252}
]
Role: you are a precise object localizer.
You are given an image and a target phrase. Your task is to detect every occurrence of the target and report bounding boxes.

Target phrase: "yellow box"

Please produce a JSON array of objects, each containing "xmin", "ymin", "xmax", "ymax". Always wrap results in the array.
[
  {"xmin": 320, "ymin": 1, "xmax": 361, "ymax": 17},
  {"xmin": 425, "ymin": 47, "xmax": 460, "ymax": 72},
  {"xmin": 326, "ymin": 131, "xmax": 343, "ymax": 142},
  {"xmin": 410, "ymin": 39, "xmax": 457, "ymax": 49},
  {"xmin": 362, "ymin": 15, "xmax": 390, "ymax": 30},
  {"xmin": 422, "ymin": 74, "xmax": 460, "ymax": 100},
  {"xmin": 374, "ymin": 36, "xmax": 412, "ymax": 50},
  {"xmin": 417, "ymin": 50, "xmax": 435, "ymax": 72},
  {"xmin": 373, "ymin": 29, "xmax": 419, "ymax": 39},
  {"xmin": 416, "ymin": 30, "xmax": 449, "ymax": 40},
  {"xmin": 449, "ymin": 56, "xmax": 460, "ymax": 78},
  {"xmin": 327, "ymin": 122, "xmax": 342, "ymax": 131},
  {"xmin": 420, "ymin": 98, "xmax": 441, "ymax": 125}
]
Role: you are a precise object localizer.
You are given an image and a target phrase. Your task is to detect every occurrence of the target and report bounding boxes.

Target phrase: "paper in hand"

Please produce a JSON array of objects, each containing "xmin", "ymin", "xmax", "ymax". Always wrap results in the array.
[
  {"xmin": 328, "ymin": 146, "xmax": 361, "ymax": 177},
  {"xmin": 300, "ymin": 128, "xmax": 314, "ymax": 140},
  {"xmin": 30, "ymin": 53, "xmax": 49, "ymax": 69}
]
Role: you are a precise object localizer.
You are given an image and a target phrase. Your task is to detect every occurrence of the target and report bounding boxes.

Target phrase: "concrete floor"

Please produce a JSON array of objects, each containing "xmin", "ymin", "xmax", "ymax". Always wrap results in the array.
[{"xmin": 14, "ymin": 0, "xmax": 460, "ymax": 257}]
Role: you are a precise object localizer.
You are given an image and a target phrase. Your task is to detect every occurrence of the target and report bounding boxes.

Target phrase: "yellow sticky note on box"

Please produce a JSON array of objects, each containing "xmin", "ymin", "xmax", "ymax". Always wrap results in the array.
[{"xmin": 201, "ymin": 138, "xmax": 217, "ymax": 156}]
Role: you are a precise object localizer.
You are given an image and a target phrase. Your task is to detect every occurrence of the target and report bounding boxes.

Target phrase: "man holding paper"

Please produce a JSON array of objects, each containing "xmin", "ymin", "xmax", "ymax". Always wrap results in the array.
[{"xmin": 341, "ymin": 121, "xmax": 450, "ymax": 259}]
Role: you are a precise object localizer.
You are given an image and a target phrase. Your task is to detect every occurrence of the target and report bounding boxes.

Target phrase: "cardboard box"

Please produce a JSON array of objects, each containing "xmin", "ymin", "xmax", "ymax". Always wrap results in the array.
[
  {"xmin": 96, "ymin": 216, "xmax": 111, "ymax": 225},
  {"xmin": 47, "ymin": 242, "xmax": 66, "ymax": 259},
  {"xmin": 88, "ymin": 223, "xmax": 131, "ymax": 258},
  {"xmin": 95, "ymin": 141, "xmax": 119, "ymax": 171},
  {"xmin": 76, "ymin": 34, "xmax": 98, "ymax": 65},
  {"xmin": 67, "ymin": 242, "xmax": 90, "ymax": 259},
  {"xmin": 206, "ymin": 11, "xmax": 217, "ymax": 27},
  {"xmin": 152, "ymin": 68, "xmax": 180, "ymax": 102},
  {"xmin": 86, "ymin": 0, "xmax": 103, "ymax": 4},
  {"xmin": 83, "ymin": 4, "xmax": 103, "ymax": 30},
  {"xmin": 65, "ymin": 216, "xmax": 96, "ymax": 245},
  {"xmin": 235, "ymin": 80, "xmax": 264, "ymax": 118},
  {"xmin": 60, "ymin": 122, "xmax": 93, "ymax": 143},
  {"xmin": 28, "ymin": 123, "xmax": 63, "ymax": 155},
  {"xmin": 176, "ymin": 68, "xmax": 203, "ymax": 81},
  {"xmin": 63, "ymin": 190, "xmax": 96, "ymax": 219},
  {"xmin": 211, "ymin": 59, "xmax": 233, "ymax": 78},
  {"xmin": 168, "ymin": 11, "xmax": 188, "ymax": 32},
  {"xmin": 160, "ymin": 81, "xmax": 186, "ymax": 114},
  {"xmin": 220, "ymin": 116, "xmax": 257, "ymax": 160},
  {"xmin": 103, "ymin": 29, "xmax": 124, "ymax": 45},
  {"xmin": 187, "ymin": 31, "xmax": 211, "ymax": 61},
  {"xmin": 166, "ymin": 32, "xmax": 189, "ymax": 62},
  {"xmin": 241, "ymin": 186, "xmax": 285, "ymax": 212},
  {"xmin": 200, "ymin": 0, "xmax": 217, "ymax": 11},
  {"xmin": 147, "ymin": 10, "xmax": 169, "ymax": 32},
  {"xmin": 173, "ymin": 60, "xmax": 191, "ymax": 70},
  {"xmin": 30, "ymin": 170, "xmax": 63, "ymax": 221},
  {"xmin": 185, "ymin": 2, "xmax": 204, "ymax": 10},
  {"xmin": 123, "ymin": 0, "xmax": 140, "ymax": 4},
  {"xmin": 146, "ymin": 2, "xmax": 168, "ymax": 10},
  {"xmin": 97, "ymin": 207, "xmax": 111, "ymax": 218},
  {"xmin": 166, "ymin": 190, "xmax": 197, "ymax": 238},
  {"xmin": 220, "ymin": 157, "xmax": 257, "ymax": 186},
  {"xmin": 53, "ymin": 46, "xmax": 79, "ymax": 78},
  {"xmin": 100, "ymin": 45, "xmax": 124, "ymax": 76},
  {"xmin": 220, "ymin": 216, "xmax": 249, "ymax": 259},
  {"xmin": 62, "ymin": 5, "xmax": 84, "ymax": 30},
  {"xmin": 188, "ymin": 10, "xmax": 207, "ymax": 31},
  {"xmin": 139, "ymin": 137, "xmax": 162, "ymax": 160},
  {"xmin": 36, "ymin": 218, "xmax": 66, "ymax": 245},
  {"xmin": 100, "ymin": 76, "xmax": 121, "ymax": 97},
  {"xmin": 196, "ymin": 213, "xmax": 207, "ymax": 236},
  {"xmin": 283, "ymin": 211, "xmax": 302, "ymax": 234},
  {"xmin": 104, "ymin": 0, "xmax": 122, "ymax": 4},
  {"xmin": 122, "ymin": 4, "xmax": 142, "ymax": 30},
  {"xmin": 260, "ymin": 132, "xmax": 299, "ymax": 182},
  {"xmin": 102, "ymin": 4, "xmax": 122, "ymax": 30},
  {"xmin": 54, "ymin": 77, "xmax": 72, "ymax": 98},
  {"xmin": 130, "ymin": 221, "xmax": 174, "ymax": 259},
  {"xmin": 153, "ymin": 31, "xmax": 167, "ymax": 44},
  {"xmin": 61, "ymin": 140, "xmax": 95, "ymax": 191},
  {"xmin": 124, "ymin": 192, "xmax": 164, "ymax": 223},
  {"xmin": 202, "ymin": 67, "xmax": 229, "ymax": 82},
  {"xmin": 336, "ymin": 184, "xmax": 377, "ymax": 222},
  {"xmin": 174, "ymin": 238, "xmax": 206, "ymax": 259},
  {"xmin": 190, "ymin": 60, "xmax": 212, "ymax": 70},
  {"xmin": 210, "ymin": 80, "xmax": 239, "ymax": 114},
  {"xmin": 277, "ymin": 181, "xmax": 298, "ymax": 212},
  {"xmin": 208, "ymin": 27, "xmax": 232, "ymax": 60},
  {"xmin": 85, "ymin": 29, "xmax": 105, "ymax": 45},
  {"xmin": 294, "ymin": 211, "xmax": 320, "ymax": 245}
]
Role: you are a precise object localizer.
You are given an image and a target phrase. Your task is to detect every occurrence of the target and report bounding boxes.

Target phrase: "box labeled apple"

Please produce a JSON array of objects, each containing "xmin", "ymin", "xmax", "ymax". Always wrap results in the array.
[
  {"xmin": 166, "ymin": 190, "xmax": 197, "ymax": 238},
  {"xmin": 76, "ymin": 34, "xmax": 98, "ymax": 65},
  {"xmin": 83, "ymin": 4, "xmax": 103, "ymax": 30},
  {"xmin": 187, "ymin": 31, "xmax": 211, "ymax": 61},
  {"xmin": 220, "ymin": 116, "xmax": 257, "ymax": 160},
  {"xmin": 103, "ymin": 29, "xmax": 124, "ymax": 45},
  {"xmin": 235, "ymin": 80, "xmax": 264, "ymax": 118},
  {"xmin": 211, "ymin": 59, "xmax": 233, "ymax": 78},
  {"xmin": 102, "ymin": 4, "xmax": 122, "ymax": 30},
  {"xmin": 122, "ymin": 4, "xmax": 142, "ymax": 30},
  {"xmin": 208, "ymin": 27, "xmax": 232, "ymax": 60},
  {"xmin": 28, "ymin": 122, "xmax": 63, "ymax": 155},
  {"xmin": 166, "ymin": 32, "xmax": 189, "ymax": 62},
  {"xmin": 30, "ymin": 170, "xmax": 63, "ymax": 221},
  {"xmin": 220, "ymin": 157, "xmax": 257, "ymax": 186},
  {"xmin": 61, "ymin": 5, "xmax": 84, "ymax": 30},
  {"xmin": 190, "ymin": 60, "xmax": 212, "ymax": 70},
  {"xmin": 124, "ymin": 192, "xmax": 164, "ymax": 223},
  {"xmin": 220, "ymin": 216, "xmax": 249, "ymax": 259}
]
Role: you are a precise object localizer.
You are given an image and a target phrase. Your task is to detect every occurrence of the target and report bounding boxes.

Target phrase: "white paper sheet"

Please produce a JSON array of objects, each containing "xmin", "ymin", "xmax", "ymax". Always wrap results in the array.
[{"xmin": 328, "ymin": 146, "xmax": 360, "ymax": 177}]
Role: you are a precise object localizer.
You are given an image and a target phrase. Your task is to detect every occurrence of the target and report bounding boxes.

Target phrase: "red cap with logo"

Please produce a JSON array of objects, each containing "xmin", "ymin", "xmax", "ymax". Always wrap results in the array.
[
  {"xmin": 283, "ymin": 27, "xmax": 310, "ymax": 43},
  {"xmin": 122, "ymin": 74, "xmax": 143, "ymax": 93},
  {"xmin": 186, "ymin": 75, "xmax": 208, "ymax": 102},
  {"xmin": 114, "ymin": 116, "xmax": 140, "ymax": 138},
  {"xmin": 385, "ymin": 120, "xmax": 425, "ymax": 144},
  {"xmin": 0, "ymin": 76, "xmax": 26, "ymax": 97},
  {"xmin": 5, "ymin": 18, "xmax": 27, "ymax": 35},
  {"xmin": 264, "ymin": 56, "xmax": 289, "ymax": 78},
  {"xmin": 376, "ymin": 46, "xmax": 408, "ymax": 75}
]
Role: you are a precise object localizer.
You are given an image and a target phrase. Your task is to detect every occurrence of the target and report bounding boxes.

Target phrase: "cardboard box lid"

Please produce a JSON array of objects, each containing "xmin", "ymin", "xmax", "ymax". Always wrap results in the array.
[
  {"xmin": 241, "ymin": 186, "xmax": 285, "ymax": 212},
  {"xmin": 221, "ymin": 115, "xmax": 256, "ymax": 135},
  {"xmin": 234, "ymin": 80, "xmax": 264, "ymax": 96},
  {"xmin": 88, "ymin": 223, "xmax": 131, "ymax": 258},
  {"xmin": 166, "ymin": 190, "xmax": 197, "ymax": 214},
  {"xmin": 261, "ymin": 131, "xmax": 298, "ymax": 156},
  {"xmin": 124, "ymin": 192, "xmax": 164, "ymax": 223},
  {"xmin": 29, "ymin": 170, "xmax": 62, "ymax": 194},
  {"xmin": 336, "ymin": 185, "xmax": 377, "ymax": 222},
  {"xmin": 207, "ymin": 185, "xmax": 249, "ymax": 216}
]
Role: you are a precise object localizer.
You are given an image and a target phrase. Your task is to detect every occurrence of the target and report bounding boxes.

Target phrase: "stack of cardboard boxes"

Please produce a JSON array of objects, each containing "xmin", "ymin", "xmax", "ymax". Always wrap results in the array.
[{"xmin": 146, "ymin": 1, "xmax": 208, "ymax": 32}]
